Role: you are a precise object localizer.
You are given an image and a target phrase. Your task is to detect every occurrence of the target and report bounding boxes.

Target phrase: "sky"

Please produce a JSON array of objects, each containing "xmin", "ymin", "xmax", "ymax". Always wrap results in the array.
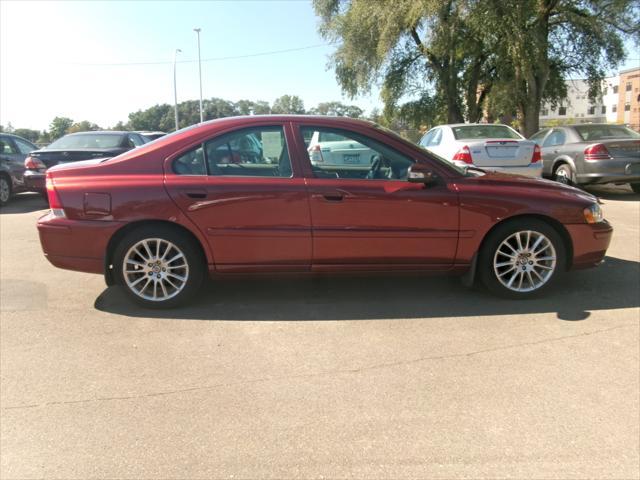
[
  {"xmin": 1, "ymin": 0, "xmax": 638, "ymax": 132},
  {"xmin": 0, "ymin": 0, "xmax": 382, "ymax": 131}
]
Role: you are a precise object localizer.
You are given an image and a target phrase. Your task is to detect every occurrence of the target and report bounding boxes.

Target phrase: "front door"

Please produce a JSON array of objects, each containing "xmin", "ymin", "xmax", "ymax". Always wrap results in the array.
[
  {"xmin": 164, "ymin": 123, "xmax": 312, "ymax": 272},
  {"xmin": 295, "ymin": 125, "xmax": 460, "ymax": 270}
]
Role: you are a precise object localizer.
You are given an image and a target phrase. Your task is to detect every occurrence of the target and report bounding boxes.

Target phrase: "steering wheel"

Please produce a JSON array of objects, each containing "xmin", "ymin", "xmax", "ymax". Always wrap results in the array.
[{"xmin": 366, "ymin": 155, "xmax": 382, "ymax": 179}]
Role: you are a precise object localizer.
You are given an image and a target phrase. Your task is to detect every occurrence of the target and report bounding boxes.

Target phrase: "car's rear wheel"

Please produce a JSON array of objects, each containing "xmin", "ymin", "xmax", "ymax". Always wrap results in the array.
[
  {"xmin": 554, "ymin": 163, "xmax": 576, "ymax": 185},
  {"xmin": 113, "ymin": 226, "xmax": 205, "ymax": 308},
  {"xmin": 0, "ymin": 175, "xmax": 11, "ymax": 206},
  {"xmin": 630, "ymin": 183, "xmax": 640, "ymax": 194},
  {"xmin": 479, "ymin": 219, "xmax": 566, "ymax": 298}
]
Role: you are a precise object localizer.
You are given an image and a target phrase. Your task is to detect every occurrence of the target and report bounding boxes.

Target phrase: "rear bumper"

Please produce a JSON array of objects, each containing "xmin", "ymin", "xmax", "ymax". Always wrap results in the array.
[
  {"xmin": 23, "ymin": 170, "xmax": 45, "ymax": 191},
  {"xmin": 577, "ymin": 157, "xmax": 640, "ymax": 184},
  {"xmin": 37, "ymin": 211, "xmax": 122, "ymax": 274},
  {"xmin": 566, "ymin": 221, "xmax": 613, "ymax": 270},
  {"xmin": 477, "ymin": 162, "xmax": 542, "ymax": 178}
]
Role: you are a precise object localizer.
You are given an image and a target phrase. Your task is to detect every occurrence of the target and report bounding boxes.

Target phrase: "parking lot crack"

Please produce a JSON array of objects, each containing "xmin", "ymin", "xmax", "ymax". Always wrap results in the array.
[{"xmin": 2, "ymin": 323, "xmax": 636, "ymax": 411}]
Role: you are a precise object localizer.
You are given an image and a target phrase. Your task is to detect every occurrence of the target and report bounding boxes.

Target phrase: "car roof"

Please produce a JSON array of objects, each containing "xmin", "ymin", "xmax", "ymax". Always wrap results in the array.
[
  {"xmin": 64, "ymin": 131, "xmax": 128, "ymax": 136},
  {"xmin": 0, "ymin": 133, "xmax": 37, "ymax": 143}
]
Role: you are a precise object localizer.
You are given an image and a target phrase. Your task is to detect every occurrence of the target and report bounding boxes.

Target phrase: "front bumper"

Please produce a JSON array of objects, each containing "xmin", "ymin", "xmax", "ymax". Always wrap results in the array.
[
  {"xmin": 577, "ymin": 157, "xmax": 640, "ymax": 185},
  {"xmin": 23, "ymin": 170, "xmax": 45, "ymax": 192},
  {"xmin": 565, "ymin": 220, "xmax": 613, "ymax": 270}
]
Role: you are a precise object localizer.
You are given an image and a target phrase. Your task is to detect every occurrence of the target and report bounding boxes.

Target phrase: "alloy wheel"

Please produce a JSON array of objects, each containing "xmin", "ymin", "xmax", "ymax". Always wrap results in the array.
[
  {"xmin": 493, "ymin": 230, "xmax": 557, "ymax": 293},
  {"xmin": 0, "ymin": 178, "xmax": 10, "ymax": 204},
  {"xmin": 122, "ymin": 238, "xmax": 189, "ymax": 302}
]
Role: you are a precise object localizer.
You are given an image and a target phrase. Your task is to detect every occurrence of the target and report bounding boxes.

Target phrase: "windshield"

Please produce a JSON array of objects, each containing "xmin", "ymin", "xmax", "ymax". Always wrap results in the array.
[
  {"xmin": 574, "ymin": 125, "xmax": 640, "ymax": 141},
  {"xmin": 48, "ymin": 133, "xmax": 124, "ymax": 149},
  {"xmin": 452, "ymin": 125, "xmax": 523, "ymax": 140}
]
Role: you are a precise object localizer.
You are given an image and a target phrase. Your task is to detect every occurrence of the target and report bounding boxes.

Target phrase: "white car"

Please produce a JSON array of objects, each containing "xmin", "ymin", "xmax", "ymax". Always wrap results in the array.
[
  {"xmin": 419, "ymin": 124, "xmax": 542, "ymax": 177},
  {"xmin": 307, "ymin": 131, "xmax": 377, "ymax": 166}
]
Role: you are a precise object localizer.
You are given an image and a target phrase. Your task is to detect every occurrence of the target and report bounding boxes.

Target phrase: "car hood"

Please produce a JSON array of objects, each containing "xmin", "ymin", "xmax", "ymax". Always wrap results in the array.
[{"xmin": 462, "ymin": 170, "xmax": 598, "ymax": 203}]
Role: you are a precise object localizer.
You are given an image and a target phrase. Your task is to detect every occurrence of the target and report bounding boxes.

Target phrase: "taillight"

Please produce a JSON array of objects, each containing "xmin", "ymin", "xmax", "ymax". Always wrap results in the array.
[
  {"xmin": 25, "ymin": 156, "xmax": 45, "ymax": 170},
  {"xmin": 309, "ymin": 144, "xmax": 324, "ymax": 163},
  {"xmin": 452, "ymin": 145, "xmax": 473, "ymax": 164},
  {"xmin": 531, "ymin": 144, "xmax": 542, "ymax": 163},
  {"xmin": 584, "ymin": 144, "xmax": 611, "ymax": 161},
  {"xmin": 45, "ymin": 172, "xmax": 65, "ymax": 216}
]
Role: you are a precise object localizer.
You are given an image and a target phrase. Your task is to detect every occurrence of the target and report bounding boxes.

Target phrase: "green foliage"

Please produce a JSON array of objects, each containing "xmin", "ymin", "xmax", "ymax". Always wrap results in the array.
[
  {"xmin": 49, "ymin": 117, "xmax": 73, "ymax": 141},
  {"xmin": 271, "ymin": 95, "xmax": 305, "ymax": 114},
  {"xmin": 314, "ymin": 0, "xmax": 638, "ymax": 136},
  {"xmin": 308, "ymin": 101, "xmax": 364, "ymax": 118},
  {"xmin": 128, "ymin": 104, "xmax": 174, "ymax": 132},
  {"xmin": 68, "ymin": 121, "xmax": 101, "ymax": 134},
  {"xmin": 12, "ymin": 128, "xmax": 41, "ymax": 143}
]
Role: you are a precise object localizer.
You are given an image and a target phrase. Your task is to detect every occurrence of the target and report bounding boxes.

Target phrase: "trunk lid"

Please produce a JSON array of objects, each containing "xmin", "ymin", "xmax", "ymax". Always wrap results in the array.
[
  {"xmin": 30, "ymin": 148, "xmax": 124, "ymax": 168},
  {"xmin": 600, "ymin": 139, "xmax": 640, "ymax": 159},
  {"xmin": 467, "ymin": 139, "xmax": 536, "ymax": 167}
]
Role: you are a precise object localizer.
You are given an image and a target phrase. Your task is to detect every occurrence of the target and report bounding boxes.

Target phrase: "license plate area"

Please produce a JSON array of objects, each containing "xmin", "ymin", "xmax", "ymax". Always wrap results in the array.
[{"xmin": 343, "ymin": 154, "xmax": 360, "ymax": 164}]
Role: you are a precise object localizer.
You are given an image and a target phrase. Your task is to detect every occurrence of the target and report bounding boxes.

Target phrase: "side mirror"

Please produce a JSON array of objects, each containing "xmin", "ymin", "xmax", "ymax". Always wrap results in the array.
[{"xmin": 408, "ymin": 164, "xmax": 439, "ymax": 185}]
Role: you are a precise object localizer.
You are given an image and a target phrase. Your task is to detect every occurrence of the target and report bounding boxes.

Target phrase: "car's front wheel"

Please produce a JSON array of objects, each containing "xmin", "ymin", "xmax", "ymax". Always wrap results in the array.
[
  {"xmin": 630, "ymin": 183, "xmax": 640, "ymax": 194},
  {"xmin": 113, "ymin": 226, "xmax": 205, "ymax": 308},
  {"xmin": 0, "ymin": 175, "xmax": 11, "ymax": 206},
  {"xmin": 479, "ymin": 219, "xmax": 566, "ymax": 298}
]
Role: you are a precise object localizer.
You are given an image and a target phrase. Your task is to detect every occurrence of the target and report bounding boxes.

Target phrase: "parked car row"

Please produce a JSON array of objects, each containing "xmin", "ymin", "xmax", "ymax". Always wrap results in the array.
[
  {"xmin": 0, "ymin": 130, "xmax": 166, "ymax": 206},
  {"xmin": 418, "ymin": 123, "xmax": 640, "ymax": 192}
]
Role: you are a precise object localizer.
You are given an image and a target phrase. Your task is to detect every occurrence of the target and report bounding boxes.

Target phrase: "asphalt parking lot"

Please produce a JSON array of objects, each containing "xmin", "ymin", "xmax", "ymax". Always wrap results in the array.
[{"xmin": 1, "ymin": 185, "xmax": 638, "ymax": 479}]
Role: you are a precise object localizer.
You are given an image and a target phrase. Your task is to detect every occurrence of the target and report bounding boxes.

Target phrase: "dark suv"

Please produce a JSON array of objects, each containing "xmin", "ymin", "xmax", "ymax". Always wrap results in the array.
[{"xmin": 0, "ymin": 133, "xmax": 38, "ymax": 206}]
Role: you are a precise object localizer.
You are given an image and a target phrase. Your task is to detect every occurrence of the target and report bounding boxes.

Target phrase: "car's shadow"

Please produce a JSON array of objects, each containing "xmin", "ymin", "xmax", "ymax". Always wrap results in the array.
[
  {"xmin": 0, "ymin": 193, "xmax": 48, "ymax": 214},
  {"xmin": 94, "ymin": 256, "xmax": 639, "ymax": 322}
]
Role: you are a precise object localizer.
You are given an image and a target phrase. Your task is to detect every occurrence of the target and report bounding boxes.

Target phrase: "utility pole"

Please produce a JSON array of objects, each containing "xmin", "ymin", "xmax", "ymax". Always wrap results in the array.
[
  {"xmin": 194, "ymin": 28, "xmax": 203, "ymax": 123},
  {"xmin": 173, "ymin": 48, "xmax": 182, "ymax": 131}
]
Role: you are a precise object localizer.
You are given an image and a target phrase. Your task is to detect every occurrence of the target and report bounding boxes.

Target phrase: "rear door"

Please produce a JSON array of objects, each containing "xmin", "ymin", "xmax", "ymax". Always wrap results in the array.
[{"xmin": 163, "ymin": 122, "xmax": 312, "ymax": 272}]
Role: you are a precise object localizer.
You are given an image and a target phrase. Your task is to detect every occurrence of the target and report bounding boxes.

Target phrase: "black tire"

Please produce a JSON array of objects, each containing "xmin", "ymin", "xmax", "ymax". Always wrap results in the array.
[
  {"xmin": 113, "ymin": 225, "xmax": 205, "ymax": 308},
  {"xmin": 630, "ymin": 183, "xmax": 640, "ymax": 194},
  {"xmin": 478, "ymin": 219, "xmax": 566, "ymax": 299},
  {"xmin": 0, "ymin": 174, "xmax": 12, "ymax": 207},
  {"xmin": 554, "ymin": 163, "xmax": 576, "ymax": 185}
]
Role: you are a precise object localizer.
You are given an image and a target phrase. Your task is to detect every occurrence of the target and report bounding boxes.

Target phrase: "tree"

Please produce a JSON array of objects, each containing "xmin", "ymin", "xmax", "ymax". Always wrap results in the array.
[
  {"xmin": 477, "ymin": 0, "xmax": 638, "ymax": 136},
  {"xmin": 313, "ymin": 0, "xmax": 494, "ymax": 125},
  {"xmin": 49, "ymin": 117, "xmax": 73, "ymax": 141},
  {"xmin": 12, "ymin": 128, "xmax": 41, "ymax": 143},
  {"xmin": 68, "ymin": 120, "xmax": 101, "ymax": 134},
  {"xmin": 128, "ymin": 104, "xmax": 173, "ymax": 132},
  {"xmin": 309, "ymin": 101, "xmax": 364, "ymax": 118},
  {"xmin": 271, "ymin": 95, "xmax": 305, "ymax": 114},
  {"xmin": 253, "ymin": 100, "xmax": 271, "ymax": 115}
]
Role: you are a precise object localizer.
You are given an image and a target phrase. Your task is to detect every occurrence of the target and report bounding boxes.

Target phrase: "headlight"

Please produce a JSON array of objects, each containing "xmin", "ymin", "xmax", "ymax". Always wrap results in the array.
[{"xmin": 583, "ymin": 203, "xmax": 603, "ymax": 224}]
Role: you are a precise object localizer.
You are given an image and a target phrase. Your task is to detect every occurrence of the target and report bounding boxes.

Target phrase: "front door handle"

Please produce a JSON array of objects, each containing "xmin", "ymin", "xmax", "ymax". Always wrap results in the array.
[
  {"xmin": 322, "ymin": 194, "xmax": 344, "ymax": 202},
  {"xmin": 185, "ymin": 191, "xmax": 207, "ymax": 199}
]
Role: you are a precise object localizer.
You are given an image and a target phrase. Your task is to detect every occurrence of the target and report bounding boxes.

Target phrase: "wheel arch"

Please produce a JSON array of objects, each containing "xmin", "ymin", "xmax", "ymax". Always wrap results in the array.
[
  {"xmin": 104, "ymin": 219, "xmax": 209, "ymax": 286},
  {"xmin": 477, "ymin": 214, "xmax": 574, "ymax": 273},
  {"xmin": 551, "ymin": 155, "xmax": 577, "ymax": 174}
]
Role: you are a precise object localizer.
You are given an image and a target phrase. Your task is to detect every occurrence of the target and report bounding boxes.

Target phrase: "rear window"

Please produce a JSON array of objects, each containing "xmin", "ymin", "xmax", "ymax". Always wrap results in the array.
[
  {"xmin": 47, "ymin": 134, "xmax": 124, "ymax": 149},
  {"xmin": 573, "ymin": 125, "xmax": 640, "ymax": 141},
  {"xmin": 452, "ymin": 125, "xmax": 522, "ymax": 140}
]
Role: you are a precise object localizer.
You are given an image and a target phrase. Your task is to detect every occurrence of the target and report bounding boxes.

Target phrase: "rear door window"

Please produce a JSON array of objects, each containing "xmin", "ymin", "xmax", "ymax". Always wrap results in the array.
[{"xmin": 543, "ymin": 129, "xmax": 566, "ymax": 147}]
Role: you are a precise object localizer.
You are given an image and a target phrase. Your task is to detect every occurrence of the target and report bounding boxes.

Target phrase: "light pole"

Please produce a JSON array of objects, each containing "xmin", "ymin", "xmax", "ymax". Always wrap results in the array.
[
  {"xmin": 194, "ymin": 28, "xmax": 203, "ymax": 123},
  {"xmin": 173, "ymin": 48, "xmax": 182, "ymax": 131}
]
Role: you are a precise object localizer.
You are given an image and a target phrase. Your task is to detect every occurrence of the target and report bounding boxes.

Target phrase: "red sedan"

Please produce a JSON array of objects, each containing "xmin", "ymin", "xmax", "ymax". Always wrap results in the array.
[{"xmin": 37, "ymin": 116, "xmax": 613, "ymax": 308}]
